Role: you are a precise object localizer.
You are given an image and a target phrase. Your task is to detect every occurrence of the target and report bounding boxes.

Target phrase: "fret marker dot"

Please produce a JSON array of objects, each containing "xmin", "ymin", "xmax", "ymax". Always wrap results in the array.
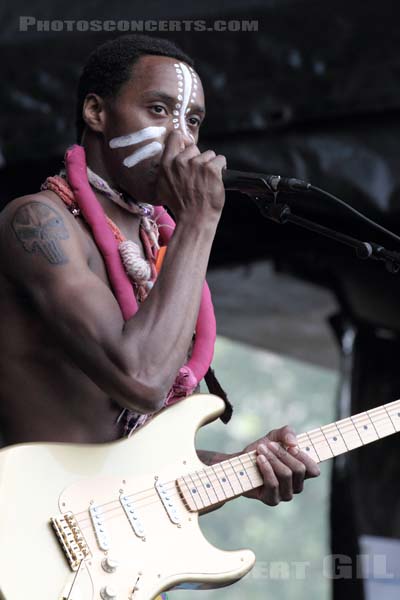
[
  {"xmin": 239, "ymin": 471, "xmax": 244, "ymax": 476},
  {"xmin": 333, "ymin": 437, "xmax": 337, "ymax": 442},
  {"xmin": 397, "ymin": 413, "xmax": 400, "ymax": 417},
  {"xmin": 192, "ymin": 489, "xmax": 197, "ymax": 494},
  {"xmin": 206, "ymin": 483, "xmax": 211, "ymax": 488},
  {"xmin": 221, "ymin": 477, "xmax": 226, "ymax": 483},
  {"xmin": 363, "ymin": 425, "xmax": 368, "ymax": 430},
  {"xmin": 306, "ymin": 447, "xmax": 310, "ymax": 452}
]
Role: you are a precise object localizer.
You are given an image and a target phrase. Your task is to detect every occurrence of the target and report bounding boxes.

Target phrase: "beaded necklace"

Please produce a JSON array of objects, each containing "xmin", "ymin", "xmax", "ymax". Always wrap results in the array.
[{"xmin": 46, "ymin": 168, "xmax": 159, "ymax": 303}]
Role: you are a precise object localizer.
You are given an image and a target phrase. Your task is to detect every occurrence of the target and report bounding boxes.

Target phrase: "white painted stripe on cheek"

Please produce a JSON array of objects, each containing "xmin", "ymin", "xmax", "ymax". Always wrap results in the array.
[
  {"xmin": 123, "ymin": 141, "xmax": 163, "ymax": 168},
  {"xmin": 179, "ymin": 63, "xmax": 193, "ymax": 139},
  {"xmin": 109, "ymin": 126, "xmax": 166, "ymax": 149}
]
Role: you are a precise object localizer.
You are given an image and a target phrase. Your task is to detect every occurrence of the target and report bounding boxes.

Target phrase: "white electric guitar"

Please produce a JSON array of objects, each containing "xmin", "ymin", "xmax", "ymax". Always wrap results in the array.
[{"xmin": 1, "ymin": 393, "xmax": 399, "ymax": 600}]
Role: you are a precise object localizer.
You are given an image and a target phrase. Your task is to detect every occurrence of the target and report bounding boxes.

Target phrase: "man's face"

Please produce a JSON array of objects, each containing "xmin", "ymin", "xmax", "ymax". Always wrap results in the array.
[{"xmin": 101, "ymin": 54, "xmax": 205, "ymax": 203}]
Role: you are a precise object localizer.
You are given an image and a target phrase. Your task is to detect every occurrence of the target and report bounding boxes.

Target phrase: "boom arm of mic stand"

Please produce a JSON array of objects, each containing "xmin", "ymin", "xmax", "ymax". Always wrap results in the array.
[{"xmin": 251, "ymin": 196, "xmax": 400, "ymax": 274}]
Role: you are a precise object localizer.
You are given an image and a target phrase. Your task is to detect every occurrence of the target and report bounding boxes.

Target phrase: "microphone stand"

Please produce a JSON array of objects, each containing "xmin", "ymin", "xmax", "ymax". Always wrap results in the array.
[{"xmin": 251, "ymin": 195, "xmax": 400, "ymax": 274}]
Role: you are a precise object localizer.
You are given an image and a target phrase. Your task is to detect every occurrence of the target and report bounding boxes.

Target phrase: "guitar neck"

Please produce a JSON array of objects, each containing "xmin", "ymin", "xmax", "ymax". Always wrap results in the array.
[{"xmin": 176, "ymin": 398, "xmax": 400, "ymax": 513}]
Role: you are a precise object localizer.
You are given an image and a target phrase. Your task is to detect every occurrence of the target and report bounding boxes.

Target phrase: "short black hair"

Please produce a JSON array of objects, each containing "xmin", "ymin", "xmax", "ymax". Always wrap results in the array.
[{"xmin": 75, "ymin": 34, "xmax": 194, "ymax": 142}]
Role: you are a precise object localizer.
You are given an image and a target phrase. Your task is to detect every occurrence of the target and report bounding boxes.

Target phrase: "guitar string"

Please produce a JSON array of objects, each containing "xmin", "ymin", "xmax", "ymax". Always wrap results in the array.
[
  {"xmin": 71, "ymin": 448, "xmax": 265, "ymax": 520},
  {"xmin": 72, "ymin": 405, "xmax": 400, "ymax": 530},
  {"xmin": 75, "ymin": 462, "xmax": 262, "ymax": 532},
  {"xmin": 74, "ymin": 454, "xmax": 262, "ymax": 529},
  {"xmin": 74, "ymin": 446, "xmax": 295, "ymax": 527},
  {"xmin": 75, "ymin": 424, "xmax": 397, "ymax": 535},
  {"xmin": 76, "ymin": 414, "xmax": 384, "ymax": 534},
  {"xmin": 72, "ymin": 401, "xmax": 399, "ymax": 522},
  {"xmin": 75, "ymin": 408, "xmax": 379, "ymax": 527},
  {"xmin": 76, "ymin": 449, "xmax": 303, "ymax": 531},
  {"xmin": 71, "ymin": 404, "xmax": 400, "ymax": 523},
  {"xmin": 74, "ymin": 419, "xmax": 400, "ymax": 535},
  {"xmin": 75, "ymin": 406, "xmax": 400, "ymax": 533}
]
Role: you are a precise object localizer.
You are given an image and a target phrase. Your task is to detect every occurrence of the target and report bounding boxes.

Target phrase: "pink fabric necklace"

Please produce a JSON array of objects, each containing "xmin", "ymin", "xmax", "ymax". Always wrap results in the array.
[{"xmin": 62, "ymin": 145, "xmax": 217, "ymax": 432}]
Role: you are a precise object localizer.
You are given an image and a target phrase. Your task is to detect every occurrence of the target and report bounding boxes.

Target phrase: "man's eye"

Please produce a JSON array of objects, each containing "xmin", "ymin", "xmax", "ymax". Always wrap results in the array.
[
  {"xmin": 187, "ymin": 116, "xmax": 201, "ymax": 127},
  {"xmin": 150, "ymin": 105, "xmax": 168, "ymax": 115}
]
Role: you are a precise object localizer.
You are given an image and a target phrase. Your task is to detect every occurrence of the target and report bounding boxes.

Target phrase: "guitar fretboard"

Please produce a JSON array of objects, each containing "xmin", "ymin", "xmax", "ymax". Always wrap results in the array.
[{"xmin": 176, "ymin": 398, "xmax": 400, "ymax": 512}]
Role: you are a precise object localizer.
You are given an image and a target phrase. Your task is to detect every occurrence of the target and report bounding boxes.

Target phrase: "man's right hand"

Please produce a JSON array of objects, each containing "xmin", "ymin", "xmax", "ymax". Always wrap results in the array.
[{"xmin": 155, "ymin": 131, "xmax": 226, "ymax": 224}]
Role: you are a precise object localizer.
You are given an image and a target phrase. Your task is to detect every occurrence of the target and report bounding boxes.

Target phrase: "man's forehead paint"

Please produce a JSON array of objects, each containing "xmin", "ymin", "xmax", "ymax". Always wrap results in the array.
[{"xmin": 173, "ymin": 62, "xmax": 198, "ymax": 143}]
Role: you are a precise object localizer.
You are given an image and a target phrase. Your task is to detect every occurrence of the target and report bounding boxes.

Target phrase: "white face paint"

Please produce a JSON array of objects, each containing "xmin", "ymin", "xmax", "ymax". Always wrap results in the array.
[
  {"xmin": 123, "ymin": 141, "xmax": 163, "ymax": 168},
  {"xmin": 109, "ymin": 126, "xmax": 166, "ymax": 149},
  {"xmin": 108, "ymin": 63, "xmax": 200, "ymax": 170},
  {"xmin": 173, "ymin": 62, "xmax": 198, "ymax": 143},
  {"xmin": 109, "ymin": 126, "xmax": 166, "ymax": 168}
]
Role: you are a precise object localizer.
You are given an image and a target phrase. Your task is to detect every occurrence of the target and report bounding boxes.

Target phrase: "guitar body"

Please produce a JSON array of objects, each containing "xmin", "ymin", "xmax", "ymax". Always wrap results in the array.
[{"xmin": 0, "ymin": 394, "xmax": 255, "ymax": 600}]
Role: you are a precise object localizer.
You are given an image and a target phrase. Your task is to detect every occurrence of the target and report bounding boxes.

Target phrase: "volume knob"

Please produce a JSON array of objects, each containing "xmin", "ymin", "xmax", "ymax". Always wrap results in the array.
[
  {"xmin": 101, "ymin": 556, "xmax": 119, "ymax": 573},
  {"xmin": 100, "ymin": 585, "xmax": 117, "ymax": 600}
]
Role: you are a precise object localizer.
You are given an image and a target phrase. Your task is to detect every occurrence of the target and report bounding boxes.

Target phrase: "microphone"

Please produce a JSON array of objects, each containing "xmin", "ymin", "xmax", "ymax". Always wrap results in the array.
[{"xmin": 222, "ymin": 169, "xmax": 311, "ymax": 196}]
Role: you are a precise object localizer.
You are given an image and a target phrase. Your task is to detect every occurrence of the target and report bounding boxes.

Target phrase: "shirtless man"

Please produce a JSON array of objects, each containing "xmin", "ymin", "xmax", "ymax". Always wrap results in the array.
[{"xmin": 0, "ymin": 34, "xmax": 319, "ymax": 508}]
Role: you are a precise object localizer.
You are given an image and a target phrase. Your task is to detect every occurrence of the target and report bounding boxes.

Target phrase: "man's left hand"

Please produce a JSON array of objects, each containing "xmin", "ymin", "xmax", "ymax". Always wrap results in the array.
[{"xmin": 242, "ymin": 425, "xmax": 320, "ymax": 506}]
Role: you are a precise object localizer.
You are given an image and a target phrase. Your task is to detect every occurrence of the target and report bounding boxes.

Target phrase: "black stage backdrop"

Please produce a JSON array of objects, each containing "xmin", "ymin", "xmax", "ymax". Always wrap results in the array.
[{"xmin": 2, "ymin": 2, "xmax": 400, "ymax": 598}]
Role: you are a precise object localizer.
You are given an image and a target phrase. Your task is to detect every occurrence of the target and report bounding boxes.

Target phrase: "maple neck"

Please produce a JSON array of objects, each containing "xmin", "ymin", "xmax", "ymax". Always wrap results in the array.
[{"xmin": 176, "ymin": 398, "xmax": 400, "ymax": 513}]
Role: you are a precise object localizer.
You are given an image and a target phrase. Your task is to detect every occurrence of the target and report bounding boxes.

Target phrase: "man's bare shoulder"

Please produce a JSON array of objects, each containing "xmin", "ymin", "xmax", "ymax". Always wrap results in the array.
[
  {"xmin": 0, "ymin": 189, "xmax": 73, "ymax": 228},
  {"xmin": 0, "ymin": 190, "xmax": 87, "ymax": 278}
]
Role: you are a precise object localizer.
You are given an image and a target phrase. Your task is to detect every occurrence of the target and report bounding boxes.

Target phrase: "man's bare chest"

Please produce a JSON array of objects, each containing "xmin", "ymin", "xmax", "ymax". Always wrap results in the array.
[{"xmin": 75, "ymin": 216, "xmax": 145, "ymax": 288}]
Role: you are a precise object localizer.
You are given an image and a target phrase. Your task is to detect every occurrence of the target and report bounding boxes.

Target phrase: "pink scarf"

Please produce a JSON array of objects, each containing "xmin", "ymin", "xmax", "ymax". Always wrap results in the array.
[{"xmin": 65, "ymin": 144, "xmax": 216, "ymax": 407}]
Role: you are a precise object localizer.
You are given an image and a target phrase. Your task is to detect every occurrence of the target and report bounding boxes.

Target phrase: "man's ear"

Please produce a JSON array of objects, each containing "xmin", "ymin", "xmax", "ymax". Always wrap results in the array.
[{"xmin": 82, "ymin": 93, "xmax": 107, "ymax": 135}]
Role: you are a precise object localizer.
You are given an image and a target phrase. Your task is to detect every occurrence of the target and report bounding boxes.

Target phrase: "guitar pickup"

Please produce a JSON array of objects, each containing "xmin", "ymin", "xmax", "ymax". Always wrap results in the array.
[
  {"xmin": 89, "ymin": 504, "xmax": 111, "ymax": 551},
  {"xmin": 155, "ymin": 480, "xmax": 181, "ymax": 525},
  {"xmin": 119, "ymin": 493, "xmax": 146, "ymax": 538}
]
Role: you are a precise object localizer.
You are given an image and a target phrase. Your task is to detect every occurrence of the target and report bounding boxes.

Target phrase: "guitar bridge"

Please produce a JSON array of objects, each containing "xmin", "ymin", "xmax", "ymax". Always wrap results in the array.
[{"xmin": 50, "ymin": 512, "xmax": 91, "ymax": 571}]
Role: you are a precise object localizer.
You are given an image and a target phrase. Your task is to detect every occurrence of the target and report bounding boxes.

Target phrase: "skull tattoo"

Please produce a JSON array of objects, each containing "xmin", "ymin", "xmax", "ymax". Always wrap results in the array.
[{"xmin": 12, "ymin": 202, "xmax": 70, "ymax": 265}]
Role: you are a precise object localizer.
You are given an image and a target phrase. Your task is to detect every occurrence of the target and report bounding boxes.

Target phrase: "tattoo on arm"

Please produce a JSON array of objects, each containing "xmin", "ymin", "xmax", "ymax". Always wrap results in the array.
[{"xmin": 11, "ymin": 201, "xmax": 70, "ymax": 265}]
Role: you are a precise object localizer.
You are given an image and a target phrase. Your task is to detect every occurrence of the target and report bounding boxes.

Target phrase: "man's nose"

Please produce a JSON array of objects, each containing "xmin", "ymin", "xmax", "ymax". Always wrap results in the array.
[
  {"xmin": 164, "ymin": 123, "xmax": 195, "ymax": 149},
  {"xmin": 179, "ymin": 128, "xmax": 196, "ymax": 149}
]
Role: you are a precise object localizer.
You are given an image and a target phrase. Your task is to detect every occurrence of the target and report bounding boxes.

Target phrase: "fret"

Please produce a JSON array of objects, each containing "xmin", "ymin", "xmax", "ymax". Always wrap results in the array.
[
  {"xmin": 207, "ymin": 465, "xmax": 228, "ymax": 503},
  {"xmin": 178, "ymin": 475, "xmax": 202, "ymax": 511},
  {"xmin": 320, "ymin": 423, "xmax": 348, "ymax": 456},
  {"xmin": 188, "ymin": 472, "xmax": 206, "ymax": 510},
  {"xmin": 383, "ymin": 404, "xmax": 398, "ymax": 431},
  {"xmin": 208, "ymin": 459, "xmax": 243, "ymax": 497},
  {"xmin": 243, "ymin": 453, "xmax": 263, "ymax": 488},
  {"xmin": 189, "ymin": 472, "xmax": 210, "ymax": 509},
  {"xmin": 176, "ymin": 399, "xmax": 400, "ymax": 513},
  {"xmin": 336, "ymin": 417, "xmax": 362, "ymax": 450},
  {"xmin": 196, "ymin": 470, "xmax": 214, "ymax": 505},
  {"xmin": 223, "ymin": 459, "xmax": 246, "ymax": 495},
  {"xmin": 211, "ymin": 462, "xmax": 235, "ymax": 499},
  {"xmin": 185, "ymin": 473, "xmax": 205, "ymax": 510},
  {"xmin": 351, "ymin": 413, "xmax": 379, "ymax": 445},
  {"xmin": 385, "ymin": 402, "xmax": 400, "ymax": 431},
  {"xmin": 219, "ymin": 461, "xmax": 240, "ymax": 495},
  {"xmin": 308, "ymin": 428, "xmax": 333, "ymax": 461},
  {"xmin": 233, "ymin": 455, "xmax": 257, "ymax": 492},
  {"xmin": 367, "ymin": 406, "xmax": 395, "ymax": 438},
  {"xmin": 298, "ymin": 432, "xmax": 320, "ymax": 463},
  {"xmin": 201, "ymin": 468, "xmax": 222, "ymax": 505}
]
